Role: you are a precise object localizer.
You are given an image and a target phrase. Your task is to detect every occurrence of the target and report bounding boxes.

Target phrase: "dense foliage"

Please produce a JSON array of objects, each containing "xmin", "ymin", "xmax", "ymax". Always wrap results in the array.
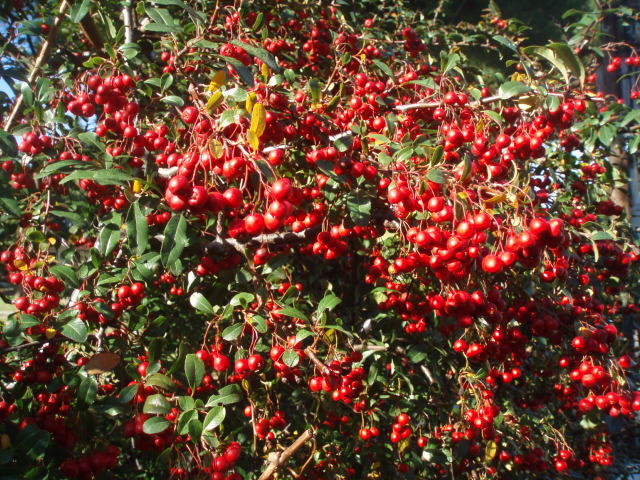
[{"xmin": 1, "ymin": 0, "xmax": 640, "ymax": 478}]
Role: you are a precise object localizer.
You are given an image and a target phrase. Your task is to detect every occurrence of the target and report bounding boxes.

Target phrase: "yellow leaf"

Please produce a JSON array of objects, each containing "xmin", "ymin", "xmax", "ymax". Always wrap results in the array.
[
  {"xmin": 133, "ymin": 179, "xmax": 143, "ymax": 193},
  {"xmin": 517, "ymin": 94, "xmax": 538, "ymax": 111},
  {"xmin": 208, "ymin": 69, "xmax": 227, "ymax": 91},
  {"xmin": 246, "ymin": 92, "xmax": 256, "ymax": 112},
  {"xmin": 250, "ymin": 103, "xmax": 266, "ymax": 137},
  {"xmin": 511, "ymin": 72, "xmax": 527, "ymax": 82},
  {"xmin": 261, "ymin": 63, "xmax": 270, "ymax": 79},
  {"xmin": 485, "ymin": 440, "xmax": 497, "ymax": 462},
  {"xmin": 399, "ymin": 437, "xmax": 411, "ymax": 455},
  {"xmin": 484, "ymin": 193, "xmax": 506, "ymax": 205},
  {"xmin": 45, "ymin": 328, "xmax": 57, "ymax": 339},
  {"xmin": 207, "ymin": 90, "xmax": 223, "ymax": 112},
  {"xmin": 247, "ymin": 130, "xmax": 260, "ymax": 151},
  {"xmin": 209, "ymin": 139, "xmax": 224, "ymax": 159},
  {"xmin": 48, "ymin": 237, "xmax": 56, "ymax": 245}
]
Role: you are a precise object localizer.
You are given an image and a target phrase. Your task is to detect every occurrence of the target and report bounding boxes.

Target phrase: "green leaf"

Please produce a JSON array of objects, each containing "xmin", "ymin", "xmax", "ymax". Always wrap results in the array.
[
  {"xmin": 252, "ymin": 12, "xmax": 265, "ymax": 31},
  {"xmin": 372, "ymin": 59, "xmax": 394, "ymax": 79},
  {"xmin": 184, "ymin": 354, "xmax": 205, "ymax": 390},
  {"xmin": 440, "ymin": 52, "xmax": 460, "ymax": 76},
  {"xmin": 61, "ymin": 318, "xmax": 87, "ymax": 343},
  {"xmin": 168, "ymin": 341, "xmax": 186, "ymax": 375},
  {"xmin": 0, "ymin": 130, "xmax": 17, "ymax": 156},
  {"xmin": 597, "ymin": 124, "xmax": 616, "ymax": 147},
  {"xmin": 206, "ymin": 384, "xmax": 242, "ymax": 407},
  {"xmin": 431, "ymin": 145, "xmax": 444, "ymax": 166},
  {"xmin": 276, "ymin": 305, "xmax": 309, "ymax": 322},
  {"xmin": 190, "ymin": 292, "xmax": 214, "ymax": 314},
  {"xmin": 282, "ymin": 350, "xmax": 299, "ymax": 367},
  {"xmin": 523, "ymin": 44, "xmax": 584, "ymax": 86},
  {"xmin": 221, "ymin": 323, "xmax": 244, "ymax": 341},
  {"xmin": 0, "ymin": 196, "xmax": 21, "ymax": 217},
  {"xmin": 16, "ymin": 425, "xmax": 50, "ymax": 460},
  {"xmin": 20, "ymin": 83, "xmax": 33, "ymax": 108},
  {"xmin": 36, "ymin": 160, "xmax": 89, "ymax": 179},
  {"xmin": 146, "ymin": 373, "xmax": 176, "ymax": 392},
  {"xmin": 224, "ymin": 87, "xmax": 248, "ymax": 102},
  {"xmin": 161, "ymin": 214, "xmax": 188, "ymax": 268},
  {"xmin": 82, "ymin": 56, "xmax": 105, "ymax": 68},
  {"xmin": 93, "ymin": 169, "xmax": 136, "ymax": 185},
  {"xmin": 144, "ymin": 23, "xmax": 182, "ymax": 33},
  {"xmin": 334, "ymin": 134, "xmax": 354, "ymax": 152},
  {"xmin": 162, "ymin": 95, "xmax": 184, "ymax": 107},
  {"xmin": 3, "ymin": 317, "xmax": 20, "ymax": 342},
  {"xmin": 498, "ymin": 81, "xmax": 531, "ymax": 100},
  {"xmin": 143, "ymin": 394, "xmax": 172, "ymax": 414},
  {"xmin": 622, "ymin": 110, "xmax": 640, "ymax": 127},
  {"xmin": 177, "ymin": 409, "xmax": 197, "ymax": 434},
  {"xmin": 221, "ymin": 56, "xmax": 255, "ymax": 88},
  {"xmin": 548, "ymin": 42, "xmax": 585, "ymax": 86},
  {"xmin": 229, "ymin": 292, "xmax": 255, "ymax": 308},
  {"xmin": 484, "ymin": 110, "xmax": 504, "ymax": 126},
  {"xmin": 346, "ymin": 192, "xmax": 371, "ymax": 226},
  {"xmin": 296, "ymin": 329, "xmax": 315, "ymax": 342},
  {"xmin": 118, "ymin": 384, "xmax": 138, "ymax": 404},
  {"xmin": 69, "ymin": 0, "xmax": 91, "ymax": 22},
  {"xmin": 78, "ymin": 376, "xmax": 98, "ymax": 405},
  {"xmin": 126, "ymin": 202, "xmax": 148, "ymax": 256},
  {"xmin": 143, "ymin": 417, "xmax": 171, "ymax": 435},
  {"xmin": 252, "ymin": 315, "xmax": 268, "ymax": 333},
  {"xmin": 98, "ymin": 224, "xmax": 121, "ymax": 257},
  {"xmin": 48, "ymin": 265, "xmax": 78, "ymax": 288},
  {"xmin": 426, "ymin": 168, "xmax": 446, "ymax": 184},
  {"xmin": 188, "ymin": 418, "xmax": 203, "ymax": 440},
  {"xmin": 77, "ymin": 131, "xmax": 105, "ymax": 151},
  {"xmin": 493, "ymin": 35, "xmax": 518, "ymax": 52},
  {"xmin": 230, "ymin": 40, "xmax": 282, "ymax": 73},
  {"xmin": 317, "ymin": 294, "xmax": 341, "ymax": 315},
  {"xmin": 591, "ymin": 231, "xmax": 613, "ymax": 241},
  {"xmin": 202, "ymin": 405, "xmax": 226, "ymax": 431}
]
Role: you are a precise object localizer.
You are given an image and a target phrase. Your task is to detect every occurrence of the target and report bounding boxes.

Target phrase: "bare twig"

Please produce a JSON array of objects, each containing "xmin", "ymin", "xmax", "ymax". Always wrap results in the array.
[
  {"xmin": 4, "ymin": 0, "xmax": 71, "ymax": 130},
  {"xmin": 258, "ymin": 429, "xmax": 315, "ymax": 480}
]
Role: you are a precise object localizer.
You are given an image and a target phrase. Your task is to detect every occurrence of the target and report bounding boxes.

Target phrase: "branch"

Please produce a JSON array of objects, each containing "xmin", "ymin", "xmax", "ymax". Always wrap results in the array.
[
  {"xmin": 304, "ymin": 348, "xmax": 330, "ymax": 376},
  {"xmin": 123, "ymin": 1, "xmax": 134, "ymax": 44},
  {"xmin": 395, "ymin": 92, "xmax": 603, "ymax": 112},
  {"xmin": 258, "ymin": 429, "xmax": 314, "ymax": 480},
  {"xmin": 0, "ymin": 337, "xmax": 64, "ymax": 355},
  {"xmin": 3, "ymin": 0, "xmax": 71, "ymax": 131},
  {"xmin": 205, "ymin": 225, "xmax": 322, "ymax": 254}
]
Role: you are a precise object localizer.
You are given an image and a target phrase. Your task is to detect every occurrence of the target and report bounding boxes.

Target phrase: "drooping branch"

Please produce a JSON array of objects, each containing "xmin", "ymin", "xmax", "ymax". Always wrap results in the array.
[
  {"xmin": 257, "ymin": 429, "xmax": 315, "ymax": 480},
  {"xmin": 3, "ymin": 0, "xmax": 71, "ymax": 131}
]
